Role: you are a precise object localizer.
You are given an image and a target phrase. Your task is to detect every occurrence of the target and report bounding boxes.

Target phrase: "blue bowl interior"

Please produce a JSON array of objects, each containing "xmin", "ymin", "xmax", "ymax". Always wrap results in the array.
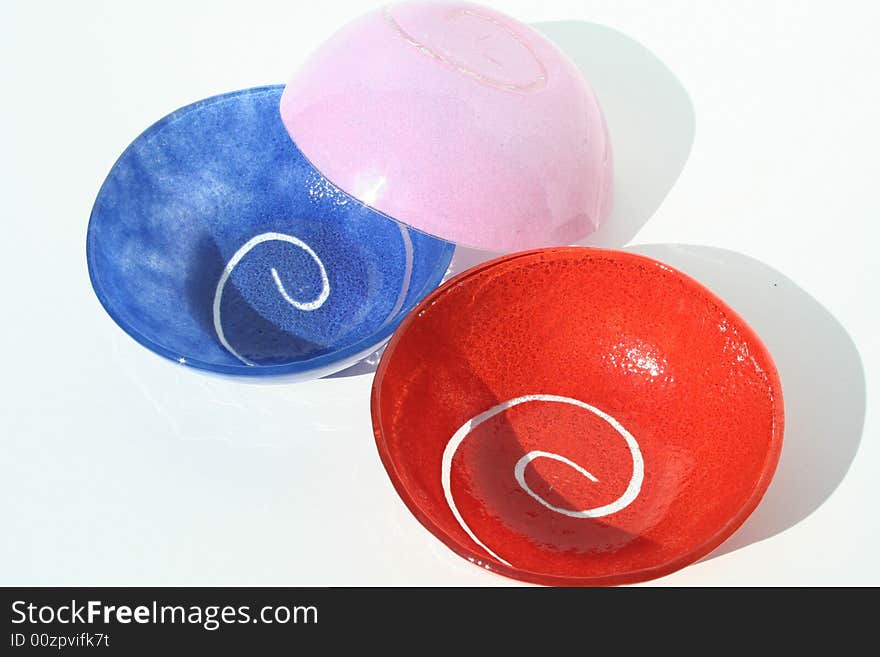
[{"xmin": 87, "ymin": 86, "xmax": 454, "ymax": 375}]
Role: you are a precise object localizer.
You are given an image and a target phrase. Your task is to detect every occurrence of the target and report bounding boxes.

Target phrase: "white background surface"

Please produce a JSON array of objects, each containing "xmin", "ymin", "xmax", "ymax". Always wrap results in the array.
[{"xmin": 1, "ymin": 0, "xmax": 877, "ymax": 585}]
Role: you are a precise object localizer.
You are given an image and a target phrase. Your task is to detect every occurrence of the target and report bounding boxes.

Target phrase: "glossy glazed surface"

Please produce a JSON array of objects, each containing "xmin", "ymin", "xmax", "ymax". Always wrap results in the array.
[
  {"xmin": 372, "ymin": 248, "xmax": 784, "ymax": 585},
  {"xmin": 87, "ymin": 86, "xmax": 453, "ymax": 377},
  {"xmin": 281, "ymin": 1, "xmax": 612, "ymax": 251}
]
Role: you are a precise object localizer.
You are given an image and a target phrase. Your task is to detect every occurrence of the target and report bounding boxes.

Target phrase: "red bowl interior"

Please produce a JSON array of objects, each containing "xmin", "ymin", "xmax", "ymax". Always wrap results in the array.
[{"xmin": 372, "ymin": 247, "xmax": 784, "ymax": 585}]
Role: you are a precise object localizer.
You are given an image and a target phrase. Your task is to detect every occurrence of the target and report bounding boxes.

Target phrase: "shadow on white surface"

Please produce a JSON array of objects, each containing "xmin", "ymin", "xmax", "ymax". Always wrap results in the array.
[
  {"xmin": 322, "ymin": 344, "xmax": 385, "ymax": 379},
  {"xmin": 334, "ymin": 19, "xmax": 696, "ymax": 378},
  {"xmin": 628, "ymin": 244, "xmax": 866, "ymax": 559},
  {"xmin": 540, "ymin": 20, "xmax": 696, "ymax": 250}
]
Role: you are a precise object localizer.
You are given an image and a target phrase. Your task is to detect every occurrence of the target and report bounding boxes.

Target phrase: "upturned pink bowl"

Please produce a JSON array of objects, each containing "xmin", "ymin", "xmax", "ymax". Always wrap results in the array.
[{"xmin": 280, "ymin": 1, "xmax": 612, "ymax": 251}]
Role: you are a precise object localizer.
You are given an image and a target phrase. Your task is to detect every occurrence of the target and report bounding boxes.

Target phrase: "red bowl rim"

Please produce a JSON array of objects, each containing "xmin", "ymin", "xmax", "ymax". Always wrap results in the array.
[{"xmin": 371, "ymin": 246, "xmax": 785, "ymax": 586}]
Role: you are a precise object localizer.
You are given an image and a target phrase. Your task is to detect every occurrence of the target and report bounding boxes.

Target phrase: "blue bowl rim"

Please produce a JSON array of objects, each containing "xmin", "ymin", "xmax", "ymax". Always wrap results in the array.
[{"xmin": 86, "ymin": 85, "xmax": 455, "ymax": 377}]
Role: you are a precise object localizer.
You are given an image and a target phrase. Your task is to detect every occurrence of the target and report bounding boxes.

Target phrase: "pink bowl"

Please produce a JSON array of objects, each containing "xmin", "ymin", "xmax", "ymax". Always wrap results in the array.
[{"xmin": 280, "ymin": 1, "xmax": 612, "ymax": 251}]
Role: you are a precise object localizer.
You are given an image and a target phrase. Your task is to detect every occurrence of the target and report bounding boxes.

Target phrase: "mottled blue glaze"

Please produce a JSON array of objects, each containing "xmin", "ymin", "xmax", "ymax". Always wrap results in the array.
[{"xmin": 87, "ymin": 86, "xmax": 454, "ymax": 376}]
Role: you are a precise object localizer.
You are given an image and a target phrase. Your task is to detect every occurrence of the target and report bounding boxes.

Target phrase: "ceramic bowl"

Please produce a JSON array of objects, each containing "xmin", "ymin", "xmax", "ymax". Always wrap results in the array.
[
  {"xmin": 372, "ymin": 247, "xmax": 784, "ymax": 585},
  {"xmin": 87, "ymin": 86, "xmax": 454, "ymax": 378},
  {"xmin": 281, "ymin": 1, "xmax": 612, "ymax": 251}
]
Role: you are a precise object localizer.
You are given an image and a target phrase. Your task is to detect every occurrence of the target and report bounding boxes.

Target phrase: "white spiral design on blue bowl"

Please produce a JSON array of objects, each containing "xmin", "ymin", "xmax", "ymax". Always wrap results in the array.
[
  {"xmin": 213, "ymin": 225, "xmax": 414, "ymax": 366},
  {"xmin": 213, "ymin": 232, "xmax": 330, "ymax": 366}
]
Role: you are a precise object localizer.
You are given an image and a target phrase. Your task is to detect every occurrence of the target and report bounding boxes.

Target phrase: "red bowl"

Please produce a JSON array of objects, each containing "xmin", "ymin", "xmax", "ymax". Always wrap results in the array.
[{"xmin": 371, "ymin": 247, "xmax": 784, "ymax": 585}]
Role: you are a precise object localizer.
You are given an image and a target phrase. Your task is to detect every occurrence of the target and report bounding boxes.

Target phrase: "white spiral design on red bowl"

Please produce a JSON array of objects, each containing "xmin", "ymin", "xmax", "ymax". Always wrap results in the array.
[{"xmin": 441, "ymin": 394, "xmax": 644, "ymax": 567}]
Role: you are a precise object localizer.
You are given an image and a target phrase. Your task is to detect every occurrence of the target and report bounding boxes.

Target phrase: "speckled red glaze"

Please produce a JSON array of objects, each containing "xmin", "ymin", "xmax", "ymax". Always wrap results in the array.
[{"xmin": 371, "ymin": 248, "xmax": 784, "ymax": 586}]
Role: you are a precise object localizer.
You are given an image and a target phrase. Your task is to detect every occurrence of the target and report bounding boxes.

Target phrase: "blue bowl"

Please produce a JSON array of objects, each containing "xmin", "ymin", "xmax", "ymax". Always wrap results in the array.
[{"xmin": 87, "ymin": 86, "xmax": 454, "ymax": 378}]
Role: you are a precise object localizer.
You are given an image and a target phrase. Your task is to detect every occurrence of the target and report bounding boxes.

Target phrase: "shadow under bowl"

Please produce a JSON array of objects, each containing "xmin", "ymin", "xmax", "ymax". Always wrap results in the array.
[
  {"xmin": 371, "ymin": 247, "xmax": 784, "ymax": 585},
  {"xmin": 87, "ymin": 86, "xmax": 454, "ymax": 378}
]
